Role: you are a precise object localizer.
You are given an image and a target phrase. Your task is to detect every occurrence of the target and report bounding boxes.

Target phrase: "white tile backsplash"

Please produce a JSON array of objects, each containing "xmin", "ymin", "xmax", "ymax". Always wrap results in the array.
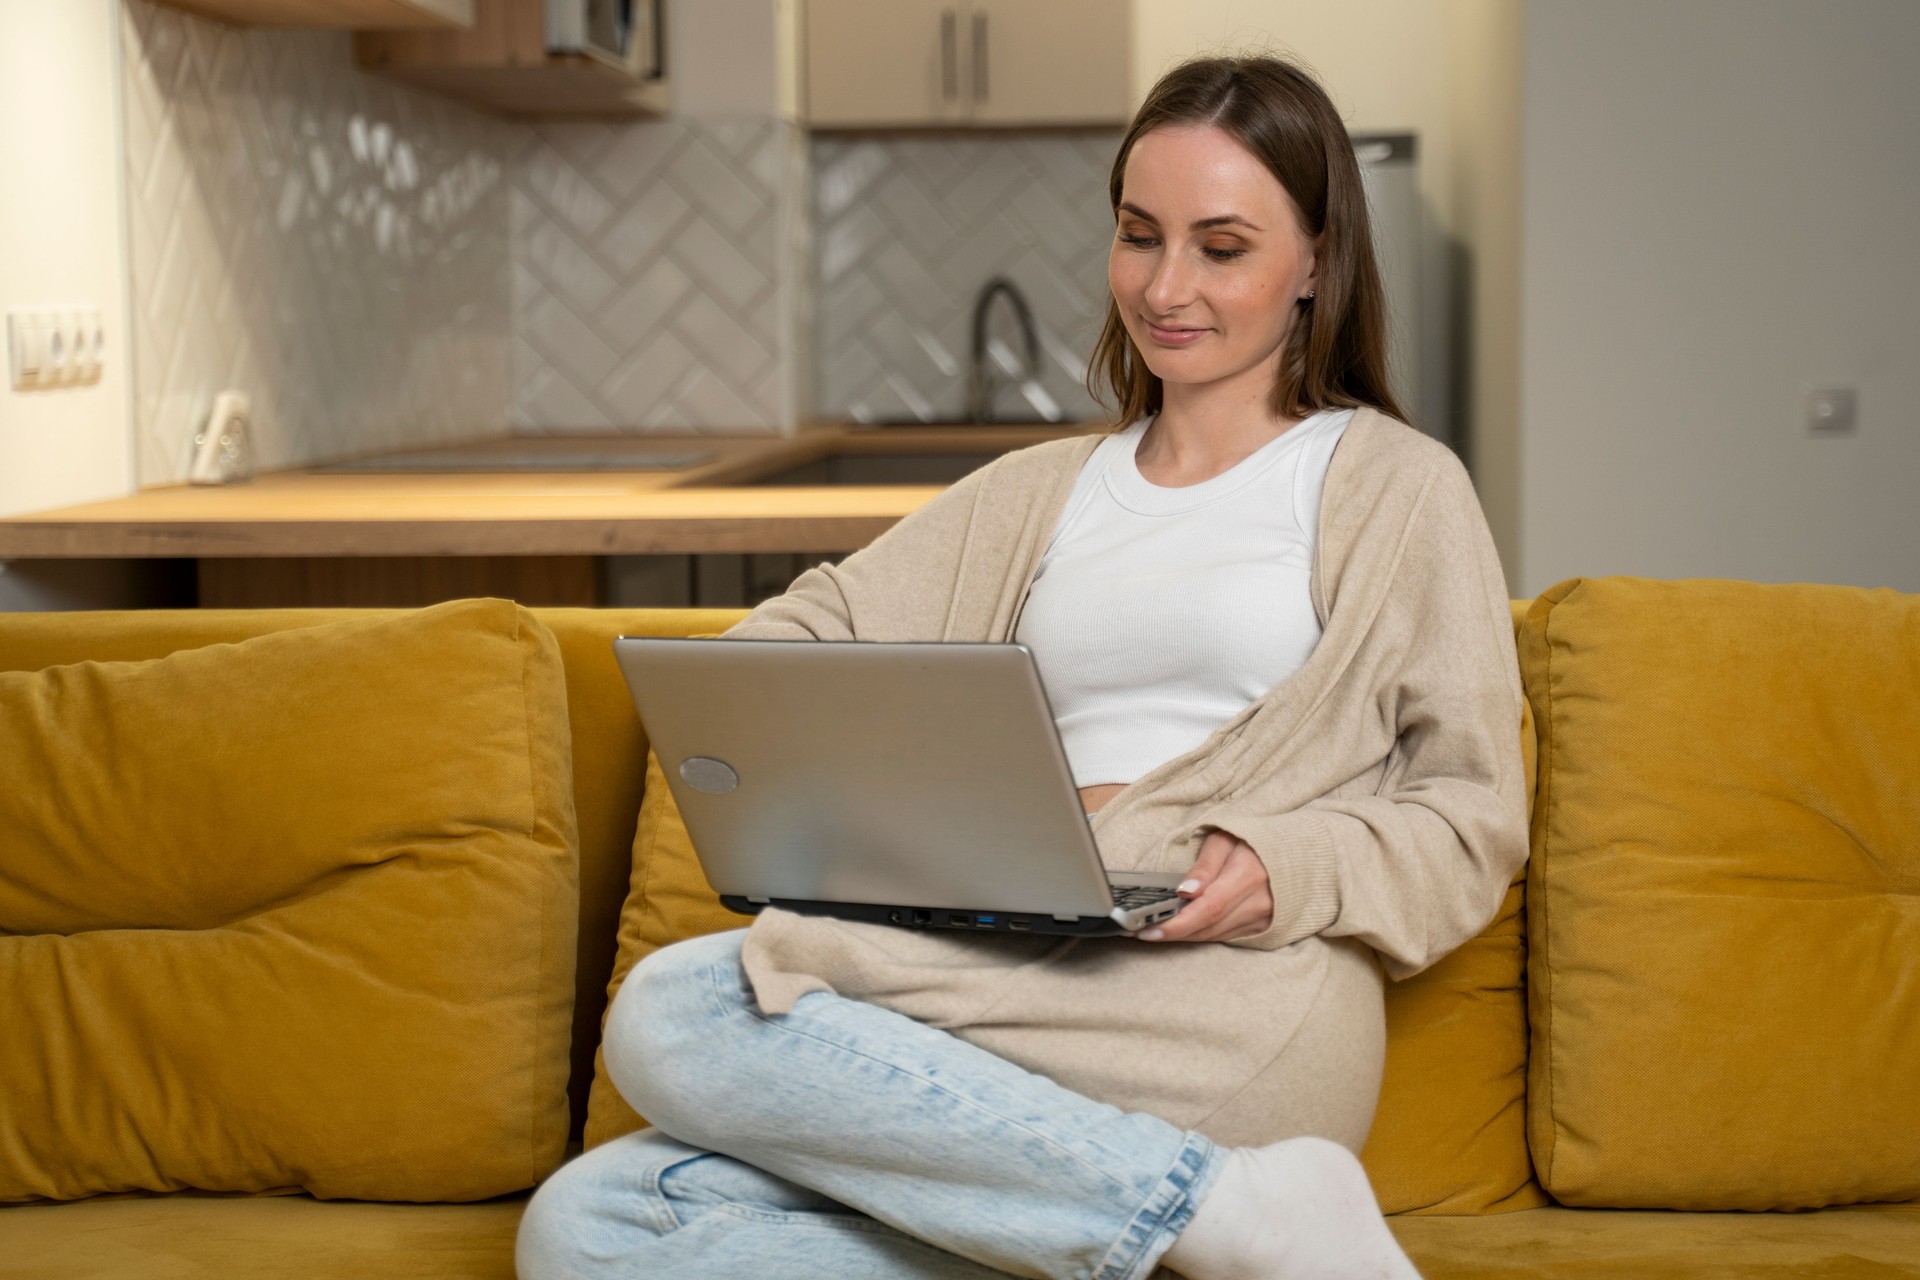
[
  {"xmin": 509, "ymin": 119, "xmax": 806, "ymax": 434},
  {"xmin": 120, "ymin": 0, "xmax": 517, "ymax": 486},
  {"xmin": 811, "ymin": 131, "xmax": 1122, "ymax": 425},
  {"xmin": 117, "ymin": 7, "xmax": 1119, "ymax": 461}
]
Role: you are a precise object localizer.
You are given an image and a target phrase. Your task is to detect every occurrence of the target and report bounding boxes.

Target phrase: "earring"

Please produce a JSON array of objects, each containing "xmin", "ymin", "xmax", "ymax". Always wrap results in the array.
[{"xmin": 1304, "ymin": 290, "xmax": 1316, "ymax": 301}]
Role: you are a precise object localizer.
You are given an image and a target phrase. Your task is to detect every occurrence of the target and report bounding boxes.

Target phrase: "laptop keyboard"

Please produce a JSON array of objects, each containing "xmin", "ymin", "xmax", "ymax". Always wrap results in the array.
[{"xmin": 1110, "ymin": 884, "xmax": 1177, "ymax": 909}]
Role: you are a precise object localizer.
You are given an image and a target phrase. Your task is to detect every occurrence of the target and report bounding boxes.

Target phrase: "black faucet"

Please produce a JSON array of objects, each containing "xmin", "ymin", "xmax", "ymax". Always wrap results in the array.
[{"xmin": 967, "ymin": 277, "xmax": 1047, "ymax": 424}]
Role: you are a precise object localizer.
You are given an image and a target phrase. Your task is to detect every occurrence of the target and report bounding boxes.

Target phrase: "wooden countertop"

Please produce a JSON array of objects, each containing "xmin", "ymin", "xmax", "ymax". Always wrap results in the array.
[{"xmin": 0, "ymin": 425, "xmax": 1098, "ymax": 558}]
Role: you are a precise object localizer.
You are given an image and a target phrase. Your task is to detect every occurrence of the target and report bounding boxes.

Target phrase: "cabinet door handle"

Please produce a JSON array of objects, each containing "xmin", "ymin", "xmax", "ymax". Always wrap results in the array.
[
  {"xmin": 941, "ymin": 9, "xmax": 958, "ymax": 101},
  {"xmin": 972, "ymin": 10, "xmax": 988, "ymax": 101}
]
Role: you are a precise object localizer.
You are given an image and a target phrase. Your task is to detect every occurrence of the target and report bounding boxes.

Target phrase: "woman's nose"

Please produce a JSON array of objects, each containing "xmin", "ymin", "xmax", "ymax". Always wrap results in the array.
[{"xmin": 1144, "ymin": 245, "xmax": 1196, "ymax": 314}]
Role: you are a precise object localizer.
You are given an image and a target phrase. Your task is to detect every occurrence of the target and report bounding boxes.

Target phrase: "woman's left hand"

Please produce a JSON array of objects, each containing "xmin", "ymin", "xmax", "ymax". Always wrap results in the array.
[{"xmin": 1134, "ymin": 829, "xmax": 1274, "ymax": 943}]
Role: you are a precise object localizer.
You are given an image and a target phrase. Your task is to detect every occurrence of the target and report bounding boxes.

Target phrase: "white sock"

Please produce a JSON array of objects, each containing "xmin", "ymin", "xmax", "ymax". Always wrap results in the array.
[{"xmin": 1158, "ymin": 1136, "xmax": 1422, "ymax": 1280}]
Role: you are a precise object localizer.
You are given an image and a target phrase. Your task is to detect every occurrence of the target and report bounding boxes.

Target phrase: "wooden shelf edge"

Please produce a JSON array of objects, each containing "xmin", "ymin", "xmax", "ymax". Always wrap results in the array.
[
  {"xmin": 358, "ymin": 60, "xmax": 671, "ymax": 119},
  {"xmin": 152, "ymin": 0, "xmax": 474, "ymax": 31}
]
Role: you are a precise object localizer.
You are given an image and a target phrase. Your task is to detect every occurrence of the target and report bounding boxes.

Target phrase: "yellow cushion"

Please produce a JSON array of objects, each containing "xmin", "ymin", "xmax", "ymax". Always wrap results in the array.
[
  {"xmin": 584, "ymin": 748, "xmax": 754, "ymax": 1148},
  {"xmin": 0, "ymin": 600, "xmax": 579, "ymax": 1203},
  {"xmin": 0, "ymin": 603, "xmax": 762, "ymax": 1149},
  {"xmin": 1364, "ymin": 868, "xmax": 1542, "ymax": 1214},
  {"xmin": 1360, "ymin": 599, "xmax": 1544, "ymax": 1214},
  {"xmin": 520, "ymin": 608, "xmax": 755, "ymax": 1140},
  {"xmin": 1520, "ymin": 576, "xmax": 1920, "ymax": 1210}
]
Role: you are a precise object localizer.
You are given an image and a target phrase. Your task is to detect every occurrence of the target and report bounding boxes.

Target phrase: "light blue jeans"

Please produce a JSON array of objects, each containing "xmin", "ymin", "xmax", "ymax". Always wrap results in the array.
[{"xmin": 517, "ymin": 928, "xmax": 1225, "ymax": 1280}]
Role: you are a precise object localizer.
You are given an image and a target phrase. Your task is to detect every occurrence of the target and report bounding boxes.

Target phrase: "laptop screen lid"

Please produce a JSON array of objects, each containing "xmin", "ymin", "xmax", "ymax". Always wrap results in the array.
[{"xmin": 611, "ymin": 637, "xmax": 1122, "ymax": 920}]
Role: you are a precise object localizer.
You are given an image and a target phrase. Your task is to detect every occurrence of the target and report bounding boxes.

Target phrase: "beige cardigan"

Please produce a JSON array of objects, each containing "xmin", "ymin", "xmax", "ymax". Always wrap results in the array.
[{"xmin": 721, "ymin": 409, "xmax": 1528, "ymax": 1147}]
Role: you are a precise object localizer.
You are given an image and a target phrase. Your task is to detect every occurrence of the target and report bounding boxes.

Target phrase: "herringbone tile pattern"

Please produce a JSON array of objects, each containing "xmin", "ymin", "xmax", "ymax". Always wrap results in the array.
[
  {"xmin": 509, "ymin": 120, "xmax": 804, "ymax": 433},
  {"xmin": 812, "ymin": 131, "xmax": 1122, "ymax": 425},
  {"xmin": 120, "ymin": 0, "xmax": 516, "ymax": 485},
  {"xmin": 120, "ymin": 5, "xmax": 1122, "ymax": 459}
]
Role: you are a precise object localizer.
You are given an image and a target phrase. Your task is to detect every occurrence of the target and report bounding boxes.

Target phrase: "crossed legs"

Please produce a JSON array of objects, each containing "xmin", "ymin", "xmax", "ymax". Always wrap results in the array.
[{"xmin": 517, "ymin": 929, "xmax": 1419, "ymax": 1279}]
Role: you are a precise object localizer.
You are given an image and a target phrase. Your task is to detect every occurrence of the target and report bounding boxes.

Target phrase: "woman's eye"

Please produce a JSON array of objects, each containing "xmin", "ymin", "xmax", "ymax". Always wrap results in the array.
[
  {"xmin": 1118, "ymin": 233, "xmax": 1158, "ymax": 248},
  {"xmin": 1203, "ymin": 246, "xmax": 1247, "ymax": 262}
]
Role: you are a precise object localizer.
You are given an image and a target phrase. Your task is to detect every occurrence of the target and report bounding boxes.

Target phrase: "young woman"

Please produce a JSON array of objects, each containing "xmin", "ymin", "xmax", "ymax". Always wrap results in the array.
[{"xmin": 519, "ymin": 54, "xmax": 1526, "ymax": 1280}]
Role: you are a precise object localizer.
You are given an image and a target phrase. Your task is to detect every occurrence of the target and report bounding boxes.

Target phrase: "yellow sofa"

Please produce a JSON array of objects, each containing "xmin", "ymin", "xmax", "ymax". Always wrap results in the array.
[{"xmin": 2, "ymin": 585, "xmax": 1915, "ymax": 1279}]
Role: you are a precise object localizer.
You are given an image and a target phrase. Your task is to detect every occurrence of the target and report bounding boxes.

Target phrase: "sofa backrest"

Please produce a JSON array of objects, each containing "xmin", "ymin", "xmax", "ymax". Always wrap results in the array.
[{"xmin": 0, "ymin": 598, "xmax": 1545, "ymax": 1166}]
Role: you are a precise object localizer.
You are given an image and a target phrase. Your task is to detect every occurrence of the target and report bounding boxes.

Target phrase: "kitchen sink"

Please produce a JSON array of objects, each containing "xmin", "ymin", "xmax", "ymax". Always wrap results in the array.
[
  {"xmin": 316, "ymin": 445, "xmax": 716, "ymax": 473},
  {"xmin": 706, "ymin": 451, "xmax": 1010, "ymax": 487},
  {"xmin": 670, "ymin": 421, "xmax": 1100, "ymax": 487}
]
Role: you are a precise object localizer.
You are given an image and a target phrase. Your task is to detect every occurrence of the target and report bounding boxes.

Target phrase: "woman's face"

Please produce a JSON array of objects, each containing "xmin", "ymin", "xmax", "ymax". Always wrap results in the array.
[{"xmin": 1108, "ymin": 123, "xmax": 1319, "ymax": 405}]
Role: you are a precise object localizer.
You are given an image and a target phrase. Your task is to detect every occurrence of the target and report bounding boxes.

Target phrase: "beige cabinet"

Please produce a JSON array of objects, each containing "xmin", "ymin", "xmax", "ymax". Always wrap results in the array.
[{"xmin": 804, "ymin": 0, "xmax": 1130, "ymax": 129}]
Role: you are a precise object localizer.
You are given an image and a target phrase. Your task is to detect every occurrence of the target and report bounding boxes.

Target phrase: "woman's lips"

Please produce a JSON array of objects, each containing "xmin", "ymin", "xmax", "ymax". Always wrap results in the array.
[{"xmin": 1145, "ymin": 321, "xmax": 1209, "ymax": 346}]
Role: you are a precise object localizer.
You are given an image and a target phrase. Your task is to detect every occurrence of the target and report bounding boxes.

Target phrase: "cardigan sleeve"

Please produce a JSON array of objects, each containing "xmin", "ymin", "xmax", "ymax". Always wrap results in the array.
[
  {"xmin": 1194, "ymin": 453, "xmax": 1530, "ymax": 980},
  {"xmin": 719, "ymin": 458, "xmax": 996, "ymax": 643}
]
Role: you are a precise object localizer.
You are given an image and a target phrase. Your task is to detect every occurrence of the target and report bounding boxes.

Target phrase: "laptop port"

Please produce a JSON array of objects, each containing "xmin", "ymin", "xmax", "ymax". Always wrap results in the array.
[
  {"xmin": 911, "ymin": 909, "xmax": 933, "ymax": 926},
  {"xmin": 1008, "ymin": 919, "xmax": 1032, "ymax": 931},
  {"xmin": 888, "ymin": 909, "xmax": 904, "ymax": 924},
  {"xmin": 950, "ymin": 913, "xmax": 973, "ymax": 927},
  {"xmin": 975, "ymin": 915, "xmax": 997, "ymax": 927}
]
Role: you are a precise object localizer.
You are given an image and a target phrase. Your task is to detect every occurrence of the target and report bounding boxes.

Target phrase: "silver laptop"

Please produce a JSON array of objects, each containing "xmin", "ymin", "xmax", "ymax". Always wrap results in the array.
[{"xmin": 611, "ymin": 638, "xmax": 1186, "ymax": 936}]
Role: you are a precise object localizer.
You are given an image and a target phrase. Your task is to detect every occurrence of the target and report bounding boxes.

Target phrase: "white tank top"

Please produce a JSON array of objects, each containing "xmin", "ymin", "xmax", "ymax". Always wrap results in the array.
[{"xmin": 1014, "ymin": 407, "xmax": 1353, "ymax": 787}]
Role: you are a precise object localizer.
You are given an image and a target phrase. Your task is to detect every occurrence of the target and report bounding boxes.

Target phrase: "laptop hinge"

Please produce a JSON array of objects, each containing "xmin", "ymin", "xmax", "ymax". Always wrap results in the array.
[{"xmin": 1052, "ymin": 913, "xmax": 1077, "ymax": 922}]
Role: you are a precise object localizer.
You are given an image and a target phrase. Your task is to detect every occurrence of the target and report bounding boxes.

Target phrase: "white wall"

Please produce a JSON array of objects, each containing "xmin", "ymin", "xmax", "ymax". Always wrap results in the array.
[
  {"xmin": 1518, "ymin": 0, "xmax": 1920, "ymax": 595},
  {"xmin": 0, "ymin": 0, "xmax": 134, "ymax": 521}
]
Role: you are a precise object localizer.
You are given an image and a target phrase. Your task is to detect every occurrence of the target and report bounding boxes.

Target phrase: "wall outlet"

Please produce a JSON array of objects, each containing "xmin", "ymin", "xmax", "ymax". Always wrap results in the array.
[
  {"xmin": 189, "ymin": 390, "xmax": 255, "ymax": 485},
  {"xmin": 7, "ymin": 307, "xmax": 104, "ymax": 390},
  {"xmin": 1806, "ymin": 386, "xmax": 1857, "ymax": 435}
]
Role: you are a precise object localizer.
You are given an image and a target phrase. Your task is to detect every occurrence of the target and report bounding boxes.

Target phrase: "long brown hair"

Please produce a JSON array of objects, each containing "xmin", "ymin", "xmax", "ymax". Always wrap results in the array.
[{"xmin": 1088, "ymin": 55, "xmax": 1408, "ymax": 427}]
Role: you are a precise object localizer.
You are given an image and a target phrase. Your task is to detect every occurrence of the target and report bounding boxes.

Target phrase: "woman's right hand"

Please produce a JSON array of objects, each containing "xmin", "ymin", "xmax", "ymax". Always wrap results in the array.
[{"xmin": 1134, "ymin": 829, "xmax": 1275, "ymax": 943}]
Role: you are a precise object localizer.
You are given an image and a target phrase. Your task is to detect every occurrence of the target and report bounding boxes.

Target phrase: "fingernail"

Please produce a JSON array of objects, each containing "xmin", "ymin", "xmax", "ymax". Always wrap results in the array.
[
  {"xmin": 1178, "ymin": 879, "xmax": 1202, "ymax": 895},
  {"xmin": 1140, "ymin": 928, "xmax": 1165, "ymax": 941}
]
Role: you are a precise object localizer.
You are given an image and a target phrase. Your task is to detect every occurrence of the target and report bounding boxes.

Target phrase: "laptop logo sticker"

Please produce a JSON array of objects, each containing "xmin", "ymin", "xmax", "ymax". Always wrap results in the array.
[{"xmin": 679, "ymin": 756, "xmax": 740, "ymax": 794}]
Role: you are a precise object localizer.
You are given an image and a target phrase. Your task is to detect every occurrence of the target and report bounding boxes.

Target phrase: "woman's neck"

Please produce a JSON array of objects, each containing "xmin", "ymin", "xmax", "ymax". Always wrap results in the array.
[{"xmin": 1135, "ymin": 376, "xmax": 1308, "ymax": 488}]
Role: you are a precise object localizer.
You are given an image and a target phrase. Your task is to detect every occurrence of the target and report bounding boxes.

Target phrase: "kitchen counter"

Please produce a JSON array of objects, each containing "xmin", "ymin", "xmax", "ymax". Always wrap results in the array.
[{"xmin": 0, "ymin": 425, "xmax": 1095, "ymax": 559}]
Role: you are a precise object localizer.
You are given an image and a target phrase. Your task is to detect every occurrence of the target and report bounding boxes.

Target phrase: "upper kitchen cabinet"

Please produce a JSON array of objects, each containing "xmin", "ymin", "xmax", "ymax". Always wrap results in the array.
[
  {"xmin": 152, "ymin": 0, "xmax": 473, "ymax": 26},
  {"xmin": 356, "ymin": 0, "xmax": 668, "ymax": 118},
  {"xmin": 804, "ymin": 0, "xmax": 1129, "ymax": 130}
]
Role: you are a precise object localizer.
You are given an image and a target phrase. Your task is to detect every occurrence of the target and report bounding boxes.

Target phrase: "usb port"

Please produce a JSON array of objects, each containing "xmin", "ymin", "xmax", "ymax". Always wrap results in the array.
[
  {"xmin": 950, "ymin": 913, "xmax": 973, "ymax": 927},
  {"xmin": 975, "ymin": 915, "xmax": 997, "ymax": 927}
]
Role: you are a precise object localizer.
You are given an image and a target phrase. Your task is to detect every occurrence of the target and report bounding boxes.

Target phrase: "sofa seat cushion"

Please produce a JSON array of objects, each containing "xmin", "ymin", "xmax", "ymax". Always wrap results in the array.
[
  {"xmin": 0, "ymin": 600, "xmax": 579, "ymax": 1203},
  {"xmin": 0, "ymin": 1193, "xmax": 526, "ymax": 1280},
  {"xmin": 1389, "ymin": 1202, "xmax": 1920, "ymax": 1279},
  {"xmin": 1519, "ymin": 577, "xmax": 1920, "ymax": 1210}
]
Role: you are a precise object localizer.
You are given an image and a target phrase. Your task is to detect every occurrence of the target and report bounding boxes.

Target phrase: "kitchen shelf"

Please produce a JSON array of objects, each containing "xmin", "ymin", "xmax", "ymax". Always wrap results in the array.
[
  {"xmin": 151, "ymin": 0, "xmax": 473, "ymax": 29},
  {"xmin": 355, "ymin": 0, "xmax": 669, "ymax": 119}
]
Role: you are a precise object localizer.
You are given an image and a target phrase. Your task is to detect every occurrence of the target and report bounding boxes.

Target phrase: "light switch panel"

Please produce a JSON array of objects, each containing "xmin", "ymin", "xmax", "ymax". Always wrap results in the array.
[{"xmin": 7, "ymin": 308, "xmax": 105, "ymax": 390}]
